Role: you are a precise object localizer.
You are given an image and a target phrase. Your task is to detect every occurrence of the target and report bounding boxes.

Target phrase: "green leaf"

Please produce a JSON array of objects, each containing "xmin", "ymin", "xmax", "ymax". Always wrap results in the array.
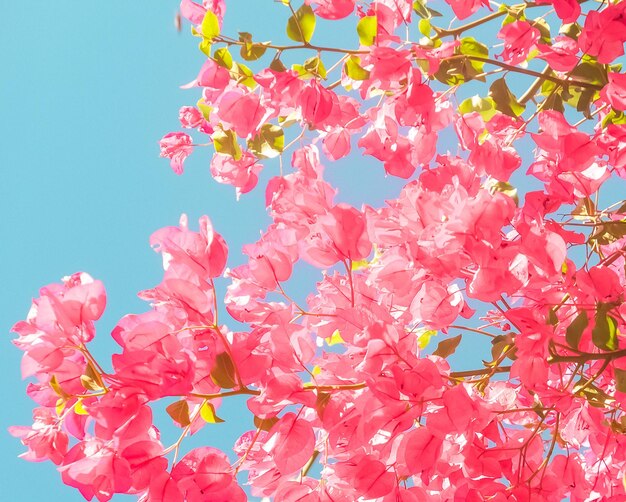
[
  {"xmin": 199, "ymin": 38, "xmax": 212, "ymax": 57},
  {"xmin": 357, "ymin": 16, "xmax": 377, "ymax": 46},
  {"xmin": 213, "ymin": 47, "xmax": 233, "ymax": 69},
  {"xmin": 527, "ymin": 17, "xmax": 552, "ymax": 45},
  {"xmin": 248, "ymin": 124, "xmax": 285, "ymax": 159},
  {"xmin": 232, "ymin": 62, "xmax": 256, "ymax": 88},
  {"xmin": 286, "ymin": 4, "xmax": 316, "ymax": 43},
  {"xmin": 459, "ymin": 95, "xmax": 497, "ymax": 121},
  {"xmin": 489, "ymin": 78, "xmax": 526, "ymax": 117},
  {"xmin": 418, "ymin": 18, "xmax": 431, "ymax": 37},
  {"xmin": 413, "ymin": 1, "xmax": 442, "ymax": 18},
  {"xmin": 486, "ymin": 180, "xmax": 519, "ymax": 205},
  {"xmin": 270, "ymin": 57, "xmax": 287, "ymax": 72},
  {"xmin": 239, "ymin": 32, "xmax": 268, "ymax": 61},
  {"xmin": 592, "ymin": 305, "xmax": 618, "ymax": 351},
  {"xmin": 566, "ymin": 310, "xmax": 588, "ymax": 350},
  {"xmin": 433, "ymin": 334, "xmax": 462, "ymax": 358},
  {"xmin": 434, "ymin": 58, "xmax": 482, "ymax": 85},
  {"xmin": 548, "ymin": 309, "xmax": 559, "ymax": 326},
  {"xmin": 528, "ymin": 17, "xmax": 551, "ymax": 43},
  {"xmin": 602, "ymin": 109, "xmax": 626, "ymax": 128},
  {"xmin": 213, "ymin": 129, "xmax": 242, "ymax": 160},
  {"xmin": 459, "ymin": 37, "xmax": 489, "ymax": 72},
  {"xmin": 571, "ymin": 61, "xmax": 608, "ymax": 87},
  {"xmin": 615, "ymin": 368, "xmax": 626, "ymax": 393},
  {"xmin": 166, "ymin": 400, "xmax": 191, "ymax": 427},
  {"xmin": 412, "ymin": 0, "xmax": 430, "ymax": 19},
  {"xmin": 254, "ymin": 415, "xmax": 279, "ymax": 431},
  {"xmin": 201, "ymin": 10, "xmax": 220, "ymax": 41},
  {"xmin": 200, "ymin": 401, "xmax": 225, "ymax": 423},
  {"xmin": 50, "ymin": 375, "xmax": 69, "ymax": 398},
  {"xmin": 345, "ymin": 56, "xmax": 370, "ymax": 81},
  {"xmin": 560, "ymin": 22, "xmax": 581, "ymax": 40},
  {"xmin": 196, "ymin": 98, "xmax": 212, "ymax": 119},
  {"xmin": 589, "ymin": 220, "xmax": 626, "ymax": 246},
  {"xmin": 293, "ymin": 55, "xmax": 327, "ymax": 79},
  {"xmin": 501, "ymin": 4, "xmax": 526, "ymax": 26},
  {"xmin": 210, "ymin": 352, "xmax": 238, "ymax": 389}
]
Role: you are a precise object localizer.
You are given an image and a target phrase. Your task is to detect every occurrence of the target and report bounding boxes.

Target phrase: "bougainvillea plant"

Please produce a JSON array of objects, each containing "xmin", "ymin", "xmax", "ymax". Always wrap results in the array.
[{"xmin": 11, "ymin": 0, "xmax": 626, "ymax": 500}]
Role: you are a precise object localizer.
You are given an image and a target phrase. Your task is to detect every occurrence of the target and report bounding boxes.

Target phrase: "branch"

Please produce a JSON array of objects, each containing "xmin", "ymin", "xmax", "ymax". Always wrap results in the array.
[
  {"xmin": 450, "ymin": 366, "xmax": 511, "ymax": 379},
  {"xmin": 449, "ymin": 55, "xmax": 603, "ymax": 91},
  {"xmin": 549, "ymin": 349, "xmax": 626, "ymax": 364}
]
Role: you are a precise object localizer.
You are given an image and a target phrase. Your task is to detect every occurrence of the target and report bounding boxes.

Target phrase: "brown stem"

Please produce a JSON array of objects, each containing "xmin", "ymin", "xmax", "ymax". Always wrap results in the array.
[
  {"xmin": 450, "ymin": 366, "xmax": 511, "ymax": 379},
  {"xmin": 519, "ymin": 65, "xmax": 553, "ymax": 104},
  {"xmin": 214, "ymin": 36, "xmax": 366, "ymax": 55},
  {"xmin": 447, "ymin": 55, "xmax": 603, "ymax": 91},
  {"xmin": 550, "ymin": 349, "xmax": 626, "ymax": 364},
  {"xmin": 190, "ymin": 387, "xmax": 261, "ymax": 399},
  {"xmin": 449, "ymin": 325, "xmax": 497, "ymax": 338},
  {"xmin": 301, "ymin": 449, "xmax": 320, "ymax": 478},
  {"xmin": 304, "ymin": 382, "xmax": 367, "ymax": 392}
]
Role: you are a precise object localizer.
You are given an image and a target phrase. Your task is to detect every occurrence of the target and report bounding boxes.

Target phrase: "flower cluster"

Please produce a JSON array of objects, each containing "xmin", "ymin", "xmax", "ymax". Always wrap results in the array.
[{"xmin": 13, "ymin": 0, "xmax": 626, "ymax": 500}]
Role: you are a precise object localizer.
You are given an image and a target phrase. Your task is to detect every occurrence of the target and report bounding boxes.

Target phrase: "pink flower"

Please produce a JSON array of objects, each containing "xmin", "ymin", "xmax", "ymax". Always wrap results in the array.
[
  {"xmin": 210, "ymin": 151, "xmax": 262, "ymax": 195},
  {"xmin": 578, "ymin": 4, "xmax": 626, "ymax": 63},
  {"xmin": 178, "ymin": 106, "xmax": 204, "ymax": 129},
  {"xmin": 445, "ymin": 0, "xmax": 490, "ymax": 20},
  {"xmin": 312, "ymin": 0, "xmax": 354, "ymax": 19},
  {"xmin": 497, "ymin": 21, "xmax": 540, "ymax": 65},
  {"xmin": 602, "ymin": 72, "xmax": 626, "ymax": 111},
  {"xmin": 9, "ymin": 408, "xmax": 68, "ymax": 465},
  {"xmin": 59, "ymin": 438, "xmax": 132, "ymax": 502},
  {"xmin": 159, "ymin": 132, "xmax": 193, "ymax": 175}
]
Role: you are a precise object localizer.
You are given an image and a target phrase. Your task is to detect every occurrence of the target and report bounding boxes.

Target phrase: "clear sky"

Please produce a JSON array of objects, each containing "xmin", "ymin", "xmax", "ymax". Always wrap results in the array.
[{"xmin": 0, "ymin": 2, "xmax": 406, "ymax": 499}]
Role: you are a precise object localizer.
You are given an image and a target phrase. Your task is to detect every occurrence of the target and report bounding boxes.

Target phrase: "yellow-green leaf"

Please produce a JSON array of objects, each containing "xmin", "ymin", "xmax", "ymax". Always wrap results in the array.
[
  {"xmin": 232, "ymin": 62, "xmax": 256, "ymax": 88},
  {"xmin": 166, "ymin": 400, "xmax": 191, "ymax": 427},
  {"xmin": 357, "ymin": 16, "xmax": 377, "ymax": 46},
  {"xmin": 304, "ymin": 55, "xmax": 327, "ymax": 78},
  {"xmin": 55, "ymin": 398, "xmax": 66, "ymax": 417},
  {"xmin": 566, "ymin": 310, "xmax": 588, "ymax": 350},
  {"xmin": 459, "ymin": 37, "xmax": 489, "ymax": 73},
  {"xmin": 210, "ymin": 352, "xmax": 238, "ymax": 389},
  {"xmin": 326, "ymin": 329, "xmax": 345, "ymax": 346},
  {"xmin": 199, "ymin": 38, "xmax": 212, "ymax": 57},
  {"xmin": 74, "ymin": 399, "xmax": 88, "ymax": 416},
  {"xmin": 486, "ymin": 179, "xmax": 519, "ymax": 206},
  {"xmin": 417, "ymin": 329, "xmax": 437, "ymax": 349},
  {"xmin": 489, "ymin": 78, "xmax": 525, "ymax": 117},
  {"xmin": 615, "ymin": 368, "xmax": 626, "ymax": 393},
  {"xmin": 344, "ymin": 56, "xmax": 370, "ymax": 81},
  {"xmin": 213, "ymin": 47, "xmax": 233, "ymax": 69},
  {"xmin": 248, "ymin": 124, "xmax": 285, "ymax": 159},
  {"xmin": 201, "ymin": 10, "xmax": 220, "ymax": 41},
  {"xmin": 200, "ymin": 401, "xmax": 225, "ymax": 423},
  {"xmin": 351, "ymin": 258, "xmax": 369, "ymax": 270},
  {"xmin": 459, "ymin": 95, "xmax": 497, "ymax": 121},
  {"xmin": 593, "ymin": 305, "xmax": 618, "ymax": 351},
  {"xmin": 213, "ymin": 129, "xmax": 242, "ymax": 160},
  {"xmin": 197, "ymin": 98, "xmax": 212, "ymax": 119},
  {"xmin": 80, "ymin": 374, "xmax": 101, "ymax": 391},
  {"xmin": 286, "ymin": 4, "xmax": 316, "ymax": 43},
  {"xmin": 50, "ymin": 375, "xmax": 68, "ymax": 398}
]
